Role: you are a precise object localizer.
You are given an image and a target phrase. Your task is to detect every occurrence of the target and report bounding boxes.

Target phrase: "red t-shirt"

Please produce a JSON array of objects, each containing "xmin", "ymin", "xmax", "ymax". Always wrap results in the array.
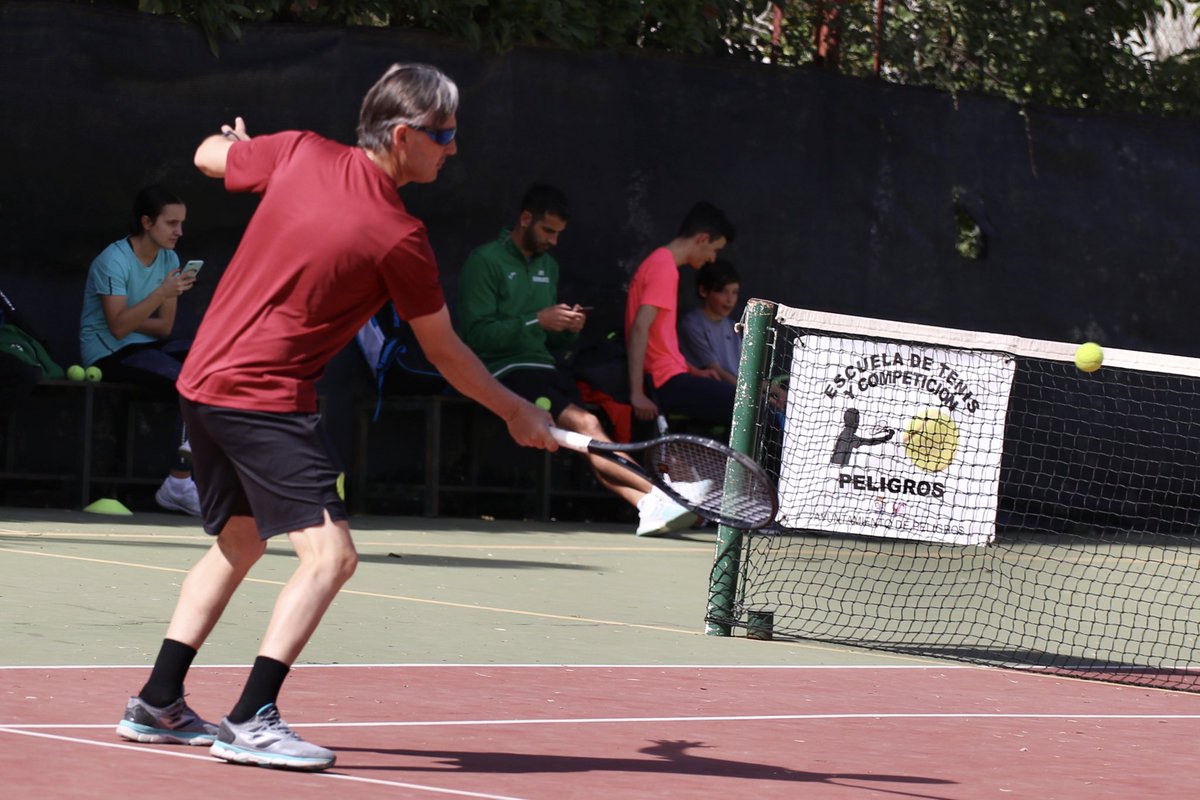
[
  {"xmin": 178, "ymin": 132, "xmax": 445, "ymax": 413},
  {"xmin": 624, "ymin": 247, "xmax": 688, "ymax": 388}
]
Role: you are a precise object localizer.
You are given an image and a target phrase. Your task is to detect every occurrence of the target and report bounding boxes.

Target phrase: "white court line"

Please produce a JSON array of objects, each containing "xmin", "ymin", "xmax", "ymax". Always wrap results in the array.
[
  {"xmin": 0, "ymin": 727, "xmax": 528, "ymax": 800},
  {"xmin": 6, "ymin": 711, "xmax": 1200, "ymax": 731},
  {"xmin": 0, "ymin": 663, "xmax": 971, "ymax": 670},
  {"xmin": 8, "ymin": 662, "xmax": 1197, "ymax": 674}
]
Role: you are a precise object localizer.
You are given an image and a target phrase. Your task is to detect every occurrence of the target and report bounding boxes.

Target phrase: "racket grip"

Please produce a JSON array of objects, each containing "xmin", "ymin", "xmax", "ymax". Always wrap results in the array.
[{"xmin": 549, "ymin": 427, "xmax": 591, "ymax": 453}]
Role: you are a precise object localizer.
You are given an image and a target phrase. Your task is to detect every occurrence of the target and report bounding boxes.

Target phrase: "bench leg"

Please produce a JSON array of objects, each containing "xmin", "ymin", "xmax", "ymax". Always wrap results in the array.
[
  {"xmin": 80, "ymin": 384, "xmax": 95, "ymax": 508},
  {"xmin": 425, "ymin": 398, "xmax": 441, "ymax": 516}
]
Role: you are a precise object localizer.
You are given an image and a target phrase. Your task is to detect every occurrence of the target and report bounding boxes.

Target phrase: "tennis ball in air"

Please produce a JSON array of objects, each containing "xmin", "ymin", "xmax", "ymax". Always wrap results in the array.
[
  {"xmin": 67, "ymin": 365, "xmax": 85, "ymax": 381},
  {"xmin": 535, "ymin": 396, "xmax": 552, "ymax": 411},
  {"xmin": 903, "ymin": 408, "xmax": 960, "ymax": 473},
  {"xmin": 1074, "ymin": 342, "xmax": 1103, "ymax": 373},
  {"xmin": 84, "ymin": 365, "xmax": 102, "ymax": 382}
]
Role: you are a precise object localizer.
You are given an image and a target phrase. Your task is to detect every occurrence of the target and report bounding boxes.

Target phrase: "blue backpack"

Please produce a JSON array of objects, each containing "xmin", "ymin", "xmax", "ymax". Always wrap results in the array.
[{"xmin": 354, "ymin": 303, "xmax": 445, "ymax": 420}]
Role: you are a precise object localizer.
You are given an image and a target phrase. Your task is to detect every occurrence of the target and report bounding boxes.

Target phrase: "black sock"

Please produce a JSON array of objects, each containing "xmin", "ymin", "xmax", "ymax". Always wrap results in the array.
[
  {"xmin": 227, "ymin": 656, "xmax": 291, "ymax": 724},
  {"xmin": 138, "ymin": 638, "xmax": 198, "ymax": 707}
]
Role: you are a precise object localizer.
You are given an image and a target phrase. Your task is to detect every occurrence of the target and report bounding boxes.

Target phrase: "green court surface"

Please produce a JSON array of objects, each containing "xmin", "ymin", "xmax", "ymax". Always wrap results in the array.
[
  {"xmin": 0, "ymin": 506, "xmax": 912, "ymax": 669},
  {"xmin": 7, "ymin": 507, "xmax": 1200, "ymax": 800}
]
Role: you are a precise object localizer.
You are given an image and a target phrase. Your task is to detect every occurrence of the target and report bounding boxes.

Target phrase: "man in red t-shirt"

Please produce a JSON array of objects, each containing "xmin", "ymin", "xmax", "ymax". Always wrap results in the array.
[
  {"xmin": 115, "ymin": 63, "xmax": 555, "ymax": 772},
  {"xmin": 625, "ymin": 202, "xmax": 737, "ymax": 428}
]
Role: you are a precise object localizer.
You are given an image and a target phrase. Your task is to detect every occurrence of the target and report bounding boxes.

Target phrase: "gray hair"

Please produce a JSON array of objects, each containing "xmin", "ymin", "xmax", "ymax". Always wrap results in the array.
[{"xmin": 357, "ymin": 63, "xmax": 459, "ymax": 153}]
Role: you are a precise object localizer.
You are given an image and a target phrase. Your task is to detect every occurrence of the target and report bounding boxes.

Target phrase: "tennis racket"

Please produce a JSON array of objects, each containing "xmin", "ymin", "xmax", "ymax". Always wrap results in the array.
[{"xmin": 549, "ymin": 427, "xmax": 778, "ymax": 530}]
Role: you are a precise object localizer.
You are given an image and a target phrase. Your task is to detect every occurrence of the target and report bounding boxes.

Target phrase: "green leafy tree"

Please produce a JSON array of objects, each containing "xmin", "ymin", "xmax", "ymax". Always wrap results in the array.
[{"xmin": 120, "ymin": 0, "xmax": 1200, "ymax": 117}]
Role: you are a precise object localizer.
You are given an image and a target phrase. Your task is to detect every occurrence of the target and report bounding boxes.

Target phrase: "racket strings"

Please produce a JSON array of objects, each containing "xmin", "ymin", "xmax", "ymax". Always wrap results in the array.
[{"xmin": 646, "ymin": 440, "xmax": 777, "ymax": 528}]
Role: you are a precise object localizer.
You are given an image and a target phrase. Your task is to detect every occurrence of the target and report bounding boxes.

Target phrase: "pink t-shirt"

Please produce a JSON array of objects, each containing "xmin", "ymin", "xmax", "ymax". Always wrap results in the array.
[
  {"xmin": 178, "ymin": 131, "xmax": 445, "ymax": 413},
  {"xmin": 625, "ymin": 247, "xmax": 688, "ymax": 388}
]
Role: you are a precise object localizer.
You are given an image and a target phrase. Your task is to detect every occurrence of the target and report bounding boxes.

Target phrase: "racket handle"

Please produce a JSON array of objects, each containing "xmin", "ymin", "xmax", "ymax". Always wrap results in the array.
[{"xmin": 549, "ymin": 426, "xmax": 592, "ymax": 453}]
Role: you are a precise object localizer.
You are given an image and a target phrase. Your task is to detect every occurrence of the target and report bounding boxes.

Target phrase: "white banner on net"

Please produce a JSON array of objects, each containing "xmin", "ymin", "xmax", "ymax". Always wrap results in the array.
[{"xmin": 778, "ymin": 334, "xmax": 1017, "ymax": 546}]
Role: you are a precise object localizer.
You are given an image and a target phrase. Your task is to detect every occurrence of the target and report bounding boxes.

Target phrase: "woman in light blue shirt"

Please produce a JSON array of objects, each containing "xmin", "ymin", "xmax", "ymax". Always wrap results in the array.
[{"xmin": 79, "ymin": 185, "xmax": 200, "ymax": 514}]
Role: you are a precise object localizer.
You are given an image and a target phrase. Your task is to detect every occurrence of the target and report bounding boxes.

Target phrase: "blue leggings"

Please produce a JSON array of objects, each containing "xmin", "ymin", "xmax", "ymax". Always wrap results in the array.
[
  {"xmin": 653, "ymin": 373, "xmax": 735, "ymax": 428},
  {"xmin": 93, "ymin": 339, "xmax": 191, "ymax": 469},
  {"xmin": 92, "ymin": 339, "xmax": 190, "ymax": 392}
]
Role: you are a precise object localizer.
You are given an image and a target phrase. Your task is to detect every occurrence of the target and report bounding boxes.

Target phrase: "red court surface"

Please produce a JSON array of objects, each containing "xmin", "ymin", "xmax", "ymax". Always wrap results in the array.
[{"xmin": 3, "ymin": 663, "xmax": 1198, "ymax": 799}]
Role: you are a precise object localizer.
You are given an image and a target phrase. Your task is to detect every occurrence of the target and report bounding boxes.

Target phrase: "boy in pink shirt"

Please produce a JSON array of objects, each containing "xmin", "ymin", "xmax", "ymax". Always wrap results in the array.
[{"xmin": 625, "ymin": 202, "xmax": 737, "ymax": 428}]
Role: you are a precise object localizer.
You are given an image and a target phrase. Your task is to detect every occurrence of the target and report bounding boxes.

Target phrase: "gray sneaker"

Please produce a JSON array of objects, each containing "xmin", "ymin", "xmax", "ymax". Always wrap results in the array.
[
  {"xmin": 155, "ymin": 476, "xmax": 201, "ymax": 516},
  {"xmin": 209, "ymin": 703, "xmax": 335, "ymax": 771},
  {"xmin": 116, "ymin": 696, "xmax": 219, "ymax": 745}
]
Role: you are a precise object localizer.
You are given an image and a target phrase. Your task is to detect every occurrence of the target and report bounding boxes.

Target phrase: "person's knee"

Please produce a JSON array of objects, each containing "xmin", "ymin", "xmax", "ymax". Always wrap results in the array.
[
  {"xmin": 301, "ymin": 522, "xmax": 359, "ymax": 585},
  {"xmin": 216, "ymin": 517, "xmax": 268, "ymax": 567},
  {"xmin": 562, "ymin": 405, "xmax": 611, "ymax": 440},
  {"xmin": 323, "ymin": 541, "xmax": 359, "ymax": 584},
  {"xmin": 574, "ymin": 410, "xmax": 608, "ymax": 440}
]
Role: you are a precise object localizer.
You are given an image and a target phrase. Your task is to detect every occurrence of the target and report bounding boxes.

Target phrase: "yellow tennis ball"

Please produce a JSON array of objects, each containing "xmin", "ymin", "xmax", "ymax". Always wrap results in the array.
[
  {"xmin": 535, "ymin": 396, "xmax": 552, "ymax": 411},
  {"xmin": 903, "ymin": 408, "xmax": 960, "ymax": 473},
  {"xmin": 84, "ymin": 365, "xmax": 102, "ymax": 382},
  {"xmin": 67, "ymin": 365, "xmax": 85, "ymax": 381},
  {"xmin": 1074, "ymin": 342, "xmax": 1103, "ymax": 373}
]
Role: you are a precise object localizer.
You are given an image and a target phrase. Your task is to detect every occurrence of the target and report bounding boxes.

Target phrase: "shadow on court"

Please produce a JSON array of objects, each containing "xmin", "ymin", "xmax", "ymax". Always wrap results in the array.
[
  {"xmin": 362, "ymin": 551, "xmax": 601, "ymax": 571},
  {"xmin": 336, "ymin": 740, "xmax": 958, "ymax": 798}
]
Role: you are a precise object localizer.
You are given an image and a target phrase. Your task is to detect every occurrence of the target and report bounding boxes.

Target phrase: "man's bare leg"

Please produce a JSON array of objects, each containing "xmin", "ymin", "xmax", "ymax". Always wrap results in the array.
[
  {"xmin": 208, "ymin": 511, "xmax": 355, "ymax": 770},
  {"xmin": 165, "ymin": 516, "xmax": 267, "ymax": 648},
  {"xmin": 259, "ymin": 511, "xmax": 358, "ymax": 664},
  {"xmin": 118, "ymin": 516, "xmax": 267, "ymax": 746}
]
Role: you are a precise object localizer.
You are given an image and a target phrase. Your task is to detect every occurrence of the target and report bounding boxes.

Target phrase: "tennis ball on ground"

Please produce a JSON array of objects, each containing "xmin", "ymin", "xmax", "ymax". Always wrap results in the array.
[
  {"xmin": 1074, "ymin": 342, "xmax": 1103, "ymax": 373},
  {"xmin": 84, "ymin": 365, "xmax": 102, "ymax": 382},
  {"xmin": 67, "ymin": 364, "xmax": 85, "ymax": 381},
  {"xmin": 535, "ymin": 396, "xmax": 552, "ymax": 411}
]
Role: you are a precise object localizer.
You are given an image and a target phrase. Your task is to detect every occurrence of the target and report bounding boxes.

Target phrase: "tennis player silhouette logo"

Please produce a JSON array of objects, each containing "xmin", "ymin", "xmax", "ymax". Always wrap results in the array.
[{"xmin": 830, "ymin": 407, "xmax": 894, "ymax": 466}]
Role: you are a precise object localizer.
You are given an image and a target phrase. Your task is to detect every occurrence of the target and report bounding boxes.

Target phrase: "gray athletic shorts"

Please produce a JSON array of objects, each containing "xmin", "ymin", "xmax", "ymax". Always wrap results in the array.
[{"xmin": 180, "ymin": 398, "xmax": 348, "ymax": 539}]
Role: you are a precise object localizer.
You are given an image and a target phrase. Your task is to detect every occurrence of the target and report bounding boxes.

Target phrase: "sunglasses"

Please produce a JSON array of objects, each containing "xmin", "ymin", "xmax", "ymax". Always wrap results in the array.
[{"xmin": 408, "ymin": 123, "xmax": 456, "ymax": 146}]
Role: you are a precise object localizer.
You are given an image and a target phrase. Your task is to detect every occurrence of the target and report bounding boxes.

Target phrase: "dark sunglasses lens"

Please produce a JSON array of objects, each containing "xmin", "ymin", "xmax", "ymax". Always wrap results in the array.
[{"xmin": 434, "ymin": 128, "xmax": 456, "ymax": 145}]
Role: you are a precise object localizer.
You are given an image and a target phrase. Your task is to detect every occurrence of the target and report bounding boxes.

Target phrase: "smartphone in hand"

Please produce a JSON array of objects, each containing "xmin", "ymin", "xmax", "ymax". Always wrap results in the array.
[{"xmin": 181, "ymin": 260, "xmax": 204, "ymax": 278}]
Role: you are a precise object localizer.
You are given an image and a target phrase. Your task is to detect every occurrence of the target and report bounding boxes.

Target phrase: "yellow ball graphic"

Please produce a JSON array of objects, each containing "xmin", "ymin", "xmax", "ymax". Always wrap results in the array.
[
  {"xmin": 1074, "ymin": 342, "xmax": 1103, "ymax": 373},
  {"xmin": 904, "ymin": 409, "xmax": 960, "ymax": 473}
]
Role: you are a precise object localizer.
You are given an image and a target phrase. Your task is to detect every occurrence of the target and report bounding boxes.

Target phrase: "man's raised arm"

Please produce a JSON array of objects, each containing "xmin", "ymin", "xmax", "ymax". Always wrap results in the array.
[{"xmin": 194, "ymin": 116, "xmax": 249, "ymax": 178}]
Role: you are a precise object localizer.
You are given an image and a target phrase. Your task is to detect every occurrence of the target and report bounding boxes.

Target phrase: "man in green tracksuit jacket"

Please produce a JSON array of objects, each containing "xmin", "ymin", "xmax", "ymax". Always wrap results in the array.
[{"xmin": 457, "ymin": 185, "xmax": 695, "ymax": 536}]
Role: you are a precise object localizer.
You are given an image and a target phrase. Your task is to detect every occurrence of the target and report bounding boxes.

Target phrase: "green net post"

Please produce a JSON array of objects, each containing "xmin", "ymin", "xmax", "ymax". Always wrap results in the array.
[{"xmin": 706, "ymin": 298, "xmax": 776, "ymax": 636}]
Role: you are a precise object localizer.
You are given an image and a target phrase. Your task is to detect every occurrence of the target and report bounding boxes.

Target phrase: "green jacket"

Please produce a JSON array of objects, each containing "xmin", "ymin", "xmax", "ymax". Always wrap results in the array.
[
  {"xmin": 0, "ymin": 324, "xmax": 64, "ymax": 379},
  {"xmin": 457, "ymin": 230, "xmax": 578, "ymax": 377}
]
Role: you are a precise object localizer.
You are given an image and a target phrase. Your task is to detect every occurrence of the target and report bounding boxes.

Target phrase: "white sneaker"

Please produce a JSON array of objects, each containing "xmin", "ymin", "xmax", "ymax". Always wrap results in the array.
[
  {"xmin": 636, "ymin": 488, "xmax": 697, "ymax": 536},
  {"xmin": 665, "ymin": 477, "xmax": 714, "ymax": 506},
  {"xmin": 156, "ymin": 476, "xmax": 201, "ymax": 516}
]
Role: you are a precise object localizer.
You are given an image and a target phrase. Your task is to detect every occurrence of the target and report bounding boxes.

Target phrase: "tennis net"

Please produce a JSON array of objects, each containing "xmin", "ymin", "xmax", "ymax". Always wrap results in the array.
[{"xmin": 708, "ymin": 300, "xmax": 1200, "ymax": 691}]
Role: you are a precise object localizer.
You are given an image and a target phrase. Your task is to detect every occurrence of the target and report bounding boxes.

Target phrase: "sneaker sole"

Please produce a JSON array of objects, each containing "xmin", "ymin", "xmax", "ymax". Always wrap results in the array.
[
  {"xmin": 637, "ymin": 511, "xmax": 699, "ymax": 536},
  {"xmin": 116, "ymin": 720, "xmax": 215, "ymax": 746},
  {"xmin": 210, "ymin": 740, "xmax": 335, "ymax": 771},
  {"xmin": 155, "ymin": 492, "xmax": 200, "ymax": 516}
]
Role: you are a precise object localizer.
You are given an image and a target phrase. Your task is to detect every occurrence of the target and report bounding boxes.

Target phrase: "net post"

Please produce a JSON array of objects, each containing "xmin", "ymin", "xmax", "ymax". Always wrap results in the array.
[{"xmin": 706, "ymin": 298, "xmax": 776, "ymax": 636}]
